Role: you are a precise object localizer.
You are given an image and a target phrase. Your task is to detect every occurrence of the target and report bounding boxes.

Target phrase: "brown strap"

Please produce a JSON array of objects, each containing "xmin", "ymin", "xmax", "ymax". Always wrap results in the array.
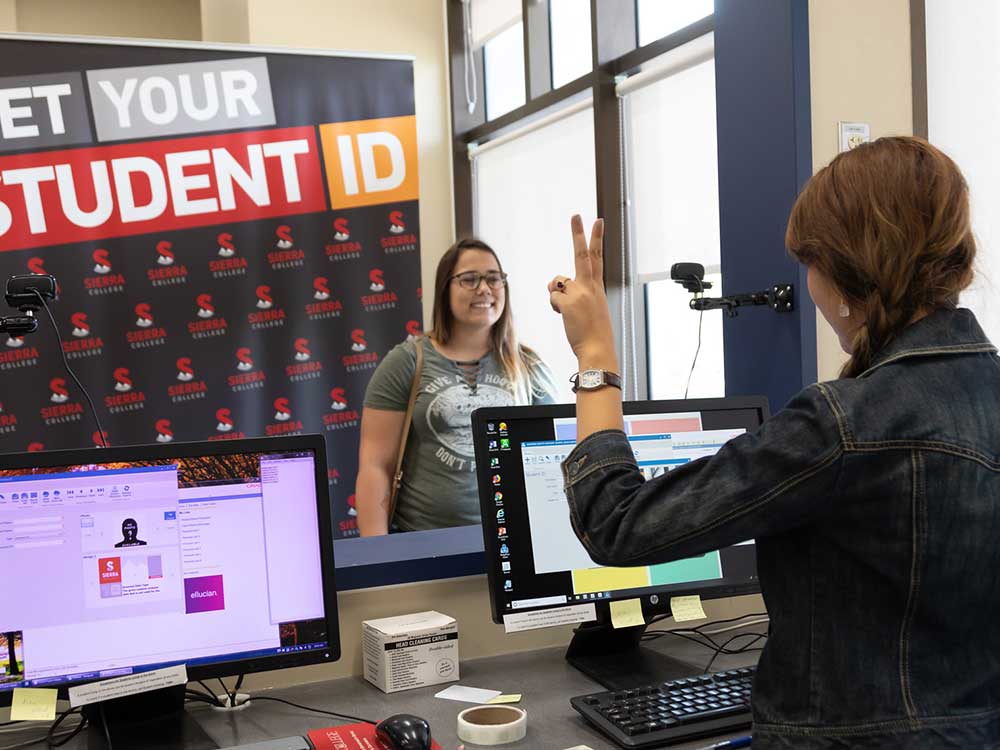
[{"xmin": 388, "ymin": 337, "xmax": 424, "ymax": 524}]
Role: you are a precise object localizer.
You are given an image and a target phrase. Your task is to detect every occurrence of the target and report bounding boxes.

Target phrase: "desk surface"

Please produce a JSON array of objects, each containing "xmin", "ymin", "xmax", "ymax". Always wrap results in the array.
[{"xmin": 48, "ymin": 630, "xmax": 760, "ymax": 750}]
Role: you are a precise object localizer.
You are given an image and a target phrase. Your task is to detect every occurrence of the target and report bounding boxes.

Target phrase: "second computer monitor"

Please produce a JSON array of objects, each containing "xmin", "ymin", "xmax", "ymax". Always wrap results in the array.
[{"xmin": 472, "ymin": 397, "xmax": 767, "ymax": 624}]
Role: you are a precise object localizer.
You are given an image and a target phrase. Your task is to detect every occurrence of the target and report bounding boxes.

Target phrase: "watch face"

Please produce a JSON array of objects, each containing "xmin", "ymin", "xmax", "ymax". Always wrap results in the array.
[{"xmin": 580, "ymin": 370, "xmax": 603, "ymax": 389}]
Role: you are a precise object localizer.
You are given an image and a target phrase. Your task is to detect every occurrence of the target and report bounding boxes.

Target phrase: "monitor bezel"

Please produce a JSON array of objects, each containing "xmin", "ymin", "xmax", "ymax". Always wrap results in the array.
[
  {"xmin": 471, "ymin": 396, "xmax": 770, "ymax": 625},
  {"xmin": 0, "ymin": 433, "xmax": 340, "ymax": 705}
]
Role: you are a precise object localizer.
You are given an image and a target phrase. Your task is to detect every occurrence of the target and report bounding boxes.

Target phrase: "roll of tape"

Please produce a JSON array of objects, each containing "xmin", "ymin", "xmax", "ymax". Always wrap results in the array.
[{"xmin": 456, "ymin": 705, "xmax": 527, "ymax": 746}]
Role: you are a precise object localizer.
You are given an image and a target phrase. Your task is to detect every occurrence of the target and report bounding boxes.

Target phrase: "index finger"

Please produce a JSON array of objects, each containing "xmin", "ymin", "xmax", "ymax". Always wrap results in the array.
[{"xmin": 571, "ymin": 214, "xmax": 592, "ymax": 283}]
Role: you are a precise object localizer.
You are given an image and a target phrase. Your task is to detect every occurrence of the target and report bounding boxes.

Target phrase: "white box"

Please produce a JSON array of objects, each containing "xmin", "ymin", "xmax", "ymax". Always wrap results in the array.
[{"xmin": 362, "ymin": 610, "xmax": 459, "ymax": 693}]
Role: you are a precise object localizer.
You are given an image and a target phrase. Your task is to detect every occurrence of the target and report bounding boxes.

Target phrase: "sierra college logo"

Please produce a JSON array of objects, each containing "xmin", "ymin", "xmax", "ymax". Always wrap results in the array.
[
  {"xmin": 286, "ymin": 338, "xmax": 323, "ymax": 383},
  {"xmin": 209, "ymin": 407, "xmax": 246, "ymax": 440},
  {"xmin": 342, "ymin": 329, "xmax": 379, "ymax": 372},
  {"xmin": 268, "ymin": 224, "xmax": 305, "ymax": 269},
  {"xmin": 405, "ymin": 320, "xmax": 422, "ymax": 342},
  {"xmin": 188, "ymin": 293, "xmax": 229, "ymax": 339},
  {"xmin": 325, "ymin": 217, "xmax": 362, "ymax": 261},
  {"xmin": 0, "ymin": 334, "xmax": 39, "ymax": 371},
  {"xmin": 84, "ymin": 248, "xmax": 126, "ymax": 296},
  {"xmin": 380, "ymin": 210, "xmax": 417, "ymax": 254},
  {"xmin": 210, "ymin": 232, "xmax": 248, "ymax": 278},
  {"xmin": 266, "ymin": 396, "xmax": 304, "ymax": 436},
  {"xmin": 104, "ymin": 367, "xmax": 146, "ymax": 414},
  {"xmin": 127, "ymin": 303, "xmax": 168, "ymax": 350},
  {"xmin": 0, "ymin": 401, "xmax": 18, "ymax": 436},
  {"xmin": 248, "ymin": 285, "xmax": 286, "ymax": 330},
  {"xmin": 64, "ymin": 312, "xmax": 104, "ymax": 359},
  {"xmin": 147, "ymin": 240, "xmax": 189, "ymax": 287},
  {"xmin": 155, "ymin": 418, "xmax": 174, "ymax": 443},
  {"xmin": 323, "ymin": 387, "xmax": 359, "ymax": 431},
  {"xmin": 41, "ymin": 377, "xmax": 84, "ymax": 425},
  {"xmin": 339, "ymin": 493, "xmax": 359, "ymax": 536},
  {"xmin": 228, "ymin": 347, "xmax": 266, "ymax": 392},
  {"xmin": 306, "ymin": 276, "xmax": 343, "ymax": 320},
  {"xmin": 168, "ymin": 357, "xmax": 208, "ymax": 403},
  {"xmin": 361, "ymin": 269, "xmax": 398, "ymax": 312}
]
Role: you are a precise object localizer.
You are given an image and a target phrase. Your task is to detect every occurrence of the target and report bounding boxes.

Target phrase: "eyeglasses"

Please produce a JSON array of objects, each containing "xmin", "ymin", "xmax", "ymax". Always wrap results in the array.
[{"xmin": 450, "ymin": 271, "xmax": 508, "ymax": 290}]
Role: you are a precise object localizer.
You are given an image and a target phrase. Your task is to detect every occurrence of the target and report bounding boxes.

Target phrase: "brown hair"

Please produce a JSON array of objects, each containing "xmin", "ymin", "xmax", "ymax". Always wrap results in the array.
[
  {"xmin": 429, "ymin": 238, "xmax": 542, "ymax": 396},
  {"xmin": 786, "ymin": 136, "xmax": 976, "ymax": 378}
]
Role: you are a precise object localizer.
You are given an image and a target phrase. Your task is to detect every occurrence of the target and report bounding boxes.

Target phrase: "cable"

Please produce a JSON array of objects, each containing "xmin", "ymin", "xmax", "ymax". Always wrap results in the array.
[
  {"xmin": 44, "ymin": 709, "xmax": 86, "ymax": 748},
  {"xmin": 98, "ymin": 705, "xmax": 112, "ymax": 750},
  {"xmin": 246, "ymin": 696, "xmax": 376, "ymax": 726},
  {"xmin": 703, "ymin": 632, "xmax": 767, "ymax": 674},
  {"xmin": 218, "ymin": 677, "xmax": 237, "ymax": 709},
  {"xmin": 683, "ymin": 276, "xmax": 705, "ymax": 399},
  {"xmin": 461, "ymin": 0, "xmax": 478, "ymax": 114},
  {"xmin": 32, "ymin": 290, "xmax": 107, "ymax": 448}
]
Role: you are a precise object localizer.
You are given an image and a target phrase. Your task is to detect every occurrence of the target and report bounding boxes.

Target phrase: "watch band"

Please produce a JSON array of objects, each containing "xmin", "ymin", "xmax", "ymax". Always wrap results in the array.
[{"xmin": 570, "ymin": 369, "xmax": 623, "ymax": 393}]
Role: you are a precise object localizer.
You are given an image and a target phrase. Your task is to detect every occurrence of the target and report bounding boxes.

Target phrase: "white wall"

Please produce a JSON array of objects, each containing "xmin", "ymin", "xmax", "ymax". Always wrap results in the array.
[
  {"xmin": 807, "ymin": 0, "xmax": 913, "ymax": 381},
  {"xmin": 17, "ymin": 0, "xmax": 201, "ymax": 39},
  {"xmin": 925, "ymin": 0, "xmax": 1000, "ymax": 344}
]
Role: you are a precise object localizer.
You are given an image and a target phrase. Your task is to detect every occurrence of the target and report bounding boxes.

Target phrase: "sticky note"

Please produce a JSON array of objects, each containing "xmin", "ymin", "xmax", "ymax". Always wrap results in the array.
[
  {"xmin": 610, "ymin": 598, "xmax": 645, "ymax": 629},
  {"xmin": 10, "ymin": 688, "xmax": 58, "ymax": 721},
  {"xmin": 488, "ymin": 694, "xmax": 522, "ymax": 704},
  {"xmin": 434, "ymin": 685, "xmax": 502, "ymax": 704},
  {"xmin": 670, "ymin": 595, "xmax": 707, "ymax": 622}
]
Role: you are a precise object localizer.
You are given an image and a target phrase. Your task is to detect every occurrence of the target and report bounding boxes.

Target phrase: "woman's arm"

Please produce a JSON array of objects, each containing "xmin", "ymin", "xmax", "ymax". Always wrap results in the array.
[{"xmin": 356, "ymin": 407, "xmax": 407, "ymax": 536}]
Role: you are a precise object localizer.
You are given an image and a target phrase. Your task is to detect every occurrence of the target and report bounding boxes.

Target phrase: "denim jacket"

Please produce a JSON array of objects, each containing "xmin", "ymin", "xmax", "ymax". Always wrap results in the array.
[{"xmin": 561, "ymin": 308, "xmax": 1000, "ymax": 748}]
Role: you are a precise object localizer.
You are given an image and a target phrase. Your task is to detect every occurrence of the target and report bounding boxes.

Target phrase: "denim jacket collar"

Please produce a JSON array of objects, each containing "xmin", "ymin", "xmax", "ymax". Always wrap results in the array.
[{"xmin": 858, "ymin": 307, "xmax": 997, "ymax": 379}]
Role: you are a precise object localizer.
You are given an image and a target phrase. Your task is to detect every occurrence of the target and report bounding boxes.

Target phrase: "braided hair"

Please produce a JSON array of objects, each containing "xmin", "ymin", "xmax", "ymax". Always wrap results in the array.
[{"xmin": 786, "ymin": 136, "xmax": 977, "ymax": 378}]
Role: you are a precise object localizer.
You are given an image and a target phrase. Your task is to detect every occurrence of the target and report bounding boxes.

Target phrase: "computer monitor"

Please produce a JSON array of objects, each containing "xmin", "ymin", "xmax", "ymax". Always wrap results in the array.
[
  {"xmin": 0, "ymin": 434, "xmax": 339, "ymax": 749},
  {"xmin": 471, "ymin": 397, "xmax": 768, "ymax": 691}
]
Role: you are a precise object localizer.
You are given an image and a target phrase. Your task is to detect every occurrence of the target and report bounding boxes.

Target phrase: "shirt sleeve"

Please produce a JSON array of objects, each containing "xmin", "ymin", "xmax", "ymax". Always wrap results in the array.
[
  {"xmin": 363, "ymin": 341, "xmax": 418, "ymax": 412},
  {"xmin": 560, "ymin": 384, "xmax": 845, "ymax": 567}
]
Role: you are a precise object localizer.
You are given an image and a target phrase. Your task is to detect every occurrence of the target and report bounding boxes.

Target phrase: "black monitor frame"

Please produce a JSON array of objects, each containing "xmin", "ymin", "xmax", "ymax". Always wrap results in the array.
[
  {"xmin": 471, "ymin": 397, "xmax": 768, "ymax": 690},
  {"xmin": 0, "ymin": 433, "xmax": 341, "ymax": 711}
]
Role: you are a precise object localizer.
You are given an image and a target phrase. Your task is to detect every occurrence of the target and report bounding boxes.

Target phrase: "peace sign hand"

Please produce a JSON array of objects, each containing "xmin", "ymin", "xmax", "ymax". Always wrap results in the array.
[{"xmin": 548, "ymin": 215, "xmax": 617, "ymax": 367}]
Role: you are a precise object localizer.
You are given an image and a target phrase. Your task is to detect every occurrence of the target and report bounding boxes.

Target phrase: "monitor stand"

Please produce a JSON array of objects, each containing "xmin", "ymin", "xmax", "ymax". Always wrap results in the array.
[
  {"xmin": 565, "ymin": 621, "xmax": 700, "ymax": 692},
  {"xmin": 81, "ymin": 685, "xmax": 218, "ymax": 750}
]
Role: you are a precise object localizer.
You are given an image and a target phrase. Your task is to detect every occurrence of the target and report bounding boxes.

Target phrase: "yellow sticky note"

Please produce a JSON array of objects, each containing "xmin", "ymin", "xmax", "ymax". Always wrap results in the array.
[
  {"xmin": 10, "ymin": 688, "xmax": 58, "ymax": 721},
  {"xmin": 670, "ymin": 595, "xmax": 707, "ymax": 622},
  {"xmin": 488, "ymin": 694, "xmax": 522, "ymax": 704},
  {"xmin": 610, "ymin": 598, "xmax": 645, "ymax": 629}
]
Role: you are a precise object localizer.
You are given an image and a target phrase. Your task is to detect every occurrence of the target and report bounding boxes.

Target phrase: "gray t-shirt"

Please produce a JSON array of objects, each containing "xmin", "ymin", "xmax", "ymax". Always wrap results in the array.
[{"xmin": 363, "ymin": 338, "xmax": 558, "ymax": 531}]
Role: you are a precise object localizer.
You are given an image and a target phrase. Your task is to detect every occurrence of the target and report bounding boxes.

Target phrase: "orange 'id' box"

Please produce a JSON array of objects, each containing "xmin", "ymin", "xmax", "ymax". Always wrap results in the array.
[{"xmin": 319, "ymin": 115, "xmax": 419, "ymax": 209}]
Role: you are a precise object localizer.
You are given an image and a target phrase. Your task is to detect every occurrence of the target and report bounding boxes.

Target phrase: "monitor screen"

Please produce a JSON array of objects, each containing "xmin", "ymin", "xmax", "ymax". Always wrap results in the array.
[
  {"xmin": 0, "ymin": 434, "xmax": 339, "ymax": 702},
  {"xmin": 471, "ymin": 398, "xmax": 768, "ymax": 623}
]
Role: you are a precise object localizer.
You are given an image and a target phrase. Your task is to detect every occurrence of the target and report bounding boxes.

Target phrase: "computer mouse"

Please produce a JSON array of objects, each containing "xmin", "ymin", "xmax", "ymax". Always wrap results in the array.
[{"xmin": 375, "ymin": 714, "xmax": 433, "ymax": 750}]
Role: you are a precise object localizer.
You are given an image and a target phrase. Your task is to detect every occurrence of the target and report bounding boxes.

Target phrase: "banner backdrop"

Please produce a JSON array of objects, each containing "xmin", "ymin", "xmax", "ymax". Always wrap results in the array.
[{"xmin": 0, "ymin": 36, "xmax": 423, "ymax": 539}]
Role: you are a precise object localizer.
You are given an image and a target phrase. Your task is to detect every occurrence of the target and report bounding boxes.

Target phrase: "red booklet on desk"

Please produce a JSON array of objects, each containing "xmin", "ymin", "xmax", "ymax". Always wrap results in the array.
[{"xmin": 308, "ymin": 723, "xmax": 442, "ymax": 750}]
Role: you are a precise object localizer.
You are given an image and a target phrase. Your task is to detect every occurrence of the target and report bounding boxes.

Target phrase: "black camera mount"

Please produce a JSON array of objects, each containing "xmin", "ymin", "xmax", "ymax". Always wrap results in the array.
[
  {"xmin": 670, "ymin": 263, "xmax": 793, "ymax": 318},
  {"xmin": 0, "ymin": 274, "xmax": 58, "ymax": 336}
]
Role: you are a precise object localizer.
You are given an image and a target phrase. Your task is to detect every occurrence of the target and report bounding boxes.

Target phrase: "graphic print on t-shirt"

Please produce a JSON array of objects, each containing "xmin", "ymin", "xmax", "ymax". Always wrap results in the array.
[{"xmin": 425, "ymin": 377, "xmax": 511, "ymax": 467}]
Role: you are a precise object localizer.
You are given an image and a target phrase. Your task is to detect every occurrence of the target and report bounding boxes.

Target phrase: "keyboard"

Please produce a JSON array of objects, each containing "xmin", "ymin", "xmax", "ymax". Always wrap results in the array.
[{"xmin": 570, "ymin": 666, "xmax": 755, "ymax": 748}]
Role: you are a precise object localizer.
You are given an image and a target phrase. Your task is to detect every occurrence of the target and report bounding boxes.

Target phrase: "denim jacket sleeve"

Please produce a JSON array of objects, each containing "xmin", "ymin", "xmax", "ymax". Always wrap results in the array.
[{"xmin": 561, "ymin": 384, "xmax": 845, "ymax": 567}]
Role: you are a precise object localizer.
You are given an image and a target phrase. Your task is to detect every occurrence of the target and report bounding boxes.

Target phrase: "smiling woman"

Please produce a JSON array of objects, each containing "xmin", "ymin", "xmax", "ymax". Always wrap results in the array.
[{"xmin": 355, "ymin": 238, "xmax": 559, "ymax": 535}]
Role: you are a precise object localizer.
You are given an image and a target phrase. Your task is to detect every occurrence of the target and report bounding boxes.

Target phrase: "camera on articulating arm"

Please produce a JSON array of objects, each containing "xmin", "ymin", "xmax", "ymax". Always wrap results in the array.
[
  {"xmin": 0, "ymin": 274, "xmax": 58, "ymax": 336},
  {"xmin": 670, "ymin": 262, "xmax": 793, "ymax": 318}
]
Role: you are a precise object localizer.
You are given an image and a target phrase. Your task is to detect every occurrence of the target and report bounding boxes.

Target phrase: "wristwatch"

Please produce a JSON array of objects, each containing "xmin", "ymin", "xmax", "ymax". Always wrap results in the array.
[{"xmin": 570, "ymin": 369, "xmax": 622, "ymax": 393}]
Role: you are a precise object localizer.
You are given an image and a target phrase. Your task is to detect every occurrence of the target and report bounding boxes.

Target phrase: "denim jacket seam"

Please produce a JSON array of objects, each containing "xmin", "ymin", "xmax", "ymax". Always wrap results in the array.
[
  {"xmin": 859, "ymin": 343, "xmax": 998, "ymax": 378},
  {"xmin": 844, "ymin": 440, "xmax": 1000, "ymax": 470},
  {"xmin": 611, "ymin": 443, "xmax": 843, "ymax": 566},
  {"xmin": 564, "ymin": 456, "xmax": 637, "ymax": 488},
  {"xmin": 898, "ymin": 449, "xmax": 925, "ymax": 719},
  {"xmin": 816, "ymin": 382, "xmax": 853, "ymax": 444},
  {"xmin": 754, "ymin": 705, "xmax": 1000, "ymax": 737}
]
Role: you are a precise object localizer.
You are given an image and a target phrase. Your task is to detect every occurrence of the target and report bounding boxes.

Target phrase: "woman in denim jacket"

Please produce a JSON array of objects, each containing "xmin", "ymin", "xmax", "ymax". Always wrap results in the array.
[{"xmin": 547, "ymin": 137, "xmax": 1000, "ymax": 748}]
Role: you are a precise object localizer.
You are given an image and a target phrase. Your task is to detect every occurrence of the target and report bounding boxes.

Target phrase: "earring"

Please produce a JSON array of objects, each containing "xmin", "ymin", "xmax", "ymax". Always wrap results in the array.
[{"xmin": 838, "ymin": 301, "xmax": 851, "ymax": 318}]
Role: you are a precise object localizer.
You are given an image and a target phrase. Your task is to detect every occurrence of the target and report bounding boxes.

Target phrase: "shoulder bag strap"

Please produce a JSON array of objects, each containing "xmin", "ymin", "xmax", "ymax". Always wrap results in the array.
[{"xmin": 388, "ymin": 337, "xmax": 424, "ymax": 525}]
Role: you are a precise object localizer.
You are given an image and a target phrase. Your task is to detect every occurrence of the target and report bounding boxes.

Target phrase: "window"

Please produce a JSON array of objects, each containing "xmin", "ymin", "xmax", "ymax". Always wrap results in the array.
[
  {"xmin": 925, "ymin": 0, "xmax": 1000, "ymax": 342},
  {"xmin": 621, "ymin": 34, "xmax": 723, "ymax": 398},
  {"xmin": 637, "ymin": 0, "xmax": 714, "ymax": 47},
  {"xmin": 550, "ymin": 0, "xmax": 593, "ymax": 88},
  {"xmin": 472, "ymin": 105, "xmax": 598, "ymax": 401},
  {"xmin": 485, "ymin": 22, "xmax": 526, "ymax": 120}
]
